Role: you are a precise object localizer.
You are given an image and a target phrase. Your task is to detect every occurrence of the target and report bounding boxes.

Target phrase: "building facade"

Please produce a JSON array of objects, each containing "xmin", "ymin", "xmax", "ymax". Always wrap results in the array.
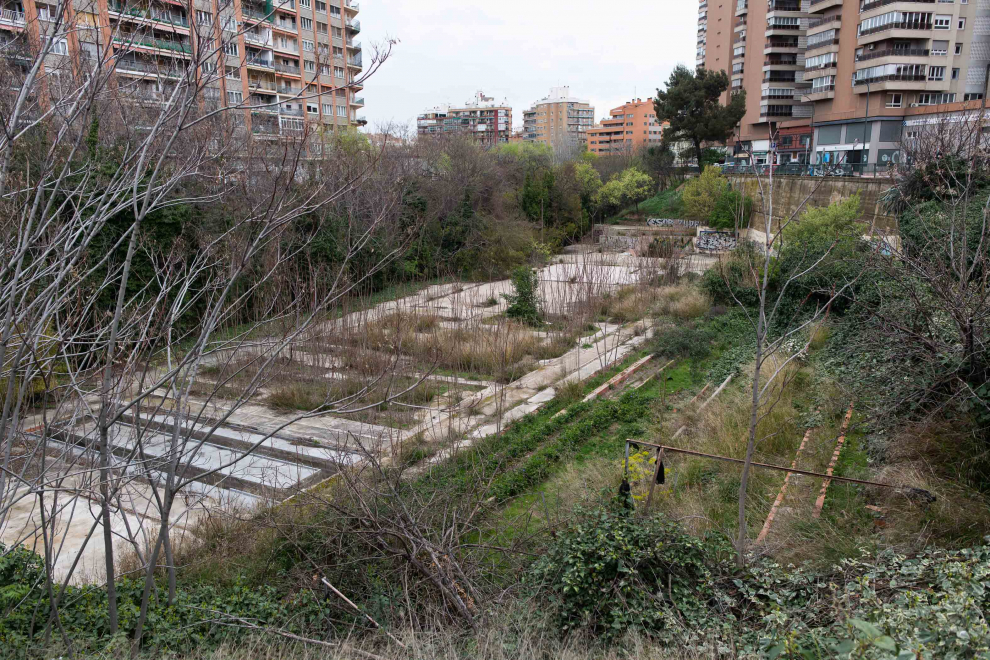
[
  {"xmin": 698, "ymin": 0, "xmax": 990, "ymax": 169},
  {"xmin": 416, "ymin": 91, "xmax": 512, "ymax": 145},
  {"xmin": 586, "ymin": 98, "xmax": 665, "ymax": 155},
  {"xmin": 522, "ymin": 86, "xmax": 595, "ymax": 150},
  {"xmin": 697, "ymin": 0, "xmax": 813, "ymax": 164},
  {"xmin": 803, "ymin": 0, "xmax": 989, "ymax": 169},
  {"xmin": 0, "ymin": 0, "xmax": 365, "ymax": 137}
]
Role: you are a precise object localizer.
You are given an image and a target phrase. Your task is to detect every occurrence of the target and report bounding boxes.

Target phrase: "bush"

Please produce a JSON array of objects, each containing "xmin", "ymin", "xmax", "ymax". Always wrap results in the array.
[
  {"xmin": 529, "ymin": 507, "xmax": 728, "ymax": 639},
  {"xmin": 682, "ymin": 166, "xmax": 728, "ymax": 222},
  {"xmin": 503, "ymin": 266, "xmax": 542, "ymax": 326},
  {"xmin": 709, "ymin": 189, "xmax": 753, "ymax": 230}
]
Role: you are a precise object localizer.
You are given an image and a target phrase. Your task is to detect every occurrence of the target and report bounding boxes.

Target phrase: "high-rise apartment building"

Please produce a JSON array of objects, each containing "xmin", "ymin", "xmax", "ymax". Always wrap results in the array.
[
  {"xmin": 803, "ymin": 0, "xmax": 990, "ymax": 169},
  {"xmin": 697, "ymin": 0, "xmax": 813, "ymax": 165},
  {"xmin": 416, "ymin": 91, "xmax": 512, "ymax": 145},
  {"xmin": 586, "ymin": 98, "xmax": 665, "ymax": 155},
  {"xmin": 522, "ymin": 86, "xmax": 595, "ymax": 150},
  {"xmin": 0, "ymin": 0, "xmax": 365, "ymax": 137},
  {"xmin": 699, "ymin": 0, "xmax": 990, "ymax": 169}
]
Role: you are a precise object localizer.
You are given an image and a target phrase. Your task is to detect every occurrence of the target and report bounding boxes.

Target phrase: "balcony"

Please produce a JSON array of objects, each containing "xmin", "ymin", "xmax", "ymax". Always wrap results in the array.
[
  {"xmin": 767, "ymin": 1, "xmax": 802, "ymax": 11},
  {"xmin": 861, "ymin": 0, "xmax": 934, "ymax": 12},
  {"xmin": 351, "ymin": 96, "xmax": 364, "ymax": 106},
  {"xmin": 806, "ymin": 37, "xmax": 840, "ymax": 52},
  {"xmin": 808, "ymin": 14, "xmax": 839, "ymax": 30},
  {"xmin": 853, "ymin": 73, "xmax": 927, "ymax": 91},
  {"xmin": 245, "ymin": 55, "xmax": 274, "ymax": 69},
  {"xmin": 856, "ymin": 47, "xmax": 929, "ymax": 62},
  {"xmin": 279, "ymin": 106, "xmax": 303, "ymax": 116},
  {"xmin": 0, "ymin": 8, "xmax": 26, "ymax": 27},
  {"xmin": 243, "ymin": 32, "xmax": 271, "ymax": 47},
  {"xmin": 241, "ymin": 7, "xmax": 273, "ymax": 23},
  {"xmin": 274, "ymin": 0, "xmax": 295, "ymax": 10},
  {"xmin": 277, "ymin": 85, "xmax": 297, "ymax": 94},
  {"xmin": 344, "ymin": 0, "xmax": 359, "ymax": 10},
  {"xmin": 108, "ymin": 3, "xmax": 189, "ymax": 27},
  {"xmin": 115, "ymin": 57, "xmax": 184, "ymax": 77},
  {"xmin": 765, "ymin": 56, "xmax": 800, "ymax": 66},
  {"xmin": 275, "ymin": 61, "xmax": 300, "ymax": 75},
  {"xmin": 113, "ymin": 34, "xmax": 192, "ymax": 54},
  {"xmin": 248, "ymin": 78, "xmax": 276, "ymax": 91},
  {"xmin": 347, "ymin": 54, "xmax": 362, "ymax": 68},
  {"xmin": 802, "ymin": 84, "xmax": 835, "ymax": 101},
  {"xmin": 346, "ymin": 19, "xmax": 360, "ymax": 32},
  {"xmin": 809, "ymin": 0, "xmax": 841, "ymax": 8},
  {"xmin": 273, "ymin": 19, "xmax": 296, "ymax": 32},
  {"xmin": 858, "ymin": 21, "xmax": 932, "ymax": 40}
]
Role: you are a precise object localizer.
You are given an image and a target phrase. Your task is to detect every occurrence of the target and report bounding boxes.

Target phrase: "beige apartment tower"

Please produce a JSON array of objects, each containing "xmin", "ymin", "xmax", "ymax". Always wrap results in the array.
[
  {"xmin": 0, "ymin": 0, "xmax": 365, "ymax": 137},
  {"xmin": 522, "ymin": 86, "xmax": 595, "ymax": 151},
  {"xmin": 698, "ymin": 0, "xmax": 990, "ymax": 168}
]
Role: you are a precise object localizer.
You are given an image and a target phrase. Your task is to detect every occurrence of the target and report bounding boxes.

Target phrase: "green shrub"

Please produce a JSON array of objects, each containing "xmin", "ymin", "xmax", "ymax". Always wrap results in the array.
[
  {"xmin": 709, "ymin": 189, "xmax": 753, "ymax": 230},
  {"xmin": 528, "ymin": 507, "xmax": 729, "ymax": 639},
  {"xmin": 503, "ymin": 266, "xmax": 542, "ymax": 326},
  {"xmin": 682, "ymin": 166, "xmax": 728, "ymax": 222}
]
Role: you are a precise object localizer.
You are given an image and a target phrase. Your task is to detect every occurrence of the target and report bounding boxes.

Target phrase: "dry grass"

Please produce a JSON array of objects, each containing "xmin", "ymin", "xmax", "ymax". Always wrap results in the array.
[{"xmin": 655, "ymin": 285, "xmax": 711, "ymax": 320}]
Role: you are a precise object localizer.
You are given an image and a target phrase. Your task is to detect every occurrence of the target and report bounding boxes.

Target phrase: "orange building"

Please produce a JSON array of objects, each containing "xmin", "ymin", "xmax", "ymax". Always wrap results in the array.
[{"xmin": 585, "ymin": 98, "xmax": 666, "ymax": 155}]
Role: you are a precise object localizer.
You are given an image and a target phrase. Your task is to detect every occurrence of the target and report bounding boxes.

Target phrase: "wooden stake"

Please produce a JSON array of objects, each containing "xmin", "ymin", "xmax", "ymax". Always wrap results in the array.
[{"xmin": 813, "ymin": 402, "xmax": 855, "ymax": 519}]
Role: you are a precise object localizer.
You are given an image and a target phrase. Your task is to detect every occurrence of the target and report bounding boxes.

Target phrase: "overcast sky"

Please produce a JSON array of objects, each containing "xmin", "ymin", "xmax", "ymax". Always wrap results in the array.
[{"xmin": 358, "ymin": 0, "xmax": 697, "ymax": 133}]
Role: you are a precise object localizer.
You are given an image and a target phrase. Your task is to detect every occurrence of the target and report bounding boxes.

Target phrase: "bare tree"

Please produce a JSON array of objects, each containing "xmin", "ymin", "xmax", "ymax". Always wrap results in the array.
[{"xmin": 719, "ymin": 138, "xmax": 878, "ymax": 567}]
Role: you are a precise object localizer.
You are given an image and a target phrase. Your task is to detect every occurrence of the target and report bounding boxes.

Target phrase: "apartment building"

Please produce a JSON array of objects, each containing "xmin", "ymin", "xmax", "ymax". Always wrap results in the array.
[
  {"xmin": 0, "ymin": 0, "xmax": 365, "ymax": 137},
  {"xmin": 586, "ymin": 98, "xmax": 666, "ymax": 155},
  {"xmin": 802, "ymin": 0, "xmax": 990, "ymax": 168},
  {"xmin": 522, "ymin": 86, "xmax": 595, "ymax": 150},
  {"xmin": 416, "ymin": 91, "xmax": 512, "ymax": 145},
  {"xmin": 697, "ymin": 0, "xmax": 814, "ymax": 164}
]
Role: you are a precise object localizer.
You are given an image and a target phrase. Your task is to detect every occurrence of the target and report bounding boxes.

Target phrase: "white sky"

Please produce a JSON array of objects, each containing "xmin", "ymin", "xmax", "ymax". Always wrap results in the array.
[{"xmin": 358, "ymin": 0, "xmax": 697, "ymax": 133}]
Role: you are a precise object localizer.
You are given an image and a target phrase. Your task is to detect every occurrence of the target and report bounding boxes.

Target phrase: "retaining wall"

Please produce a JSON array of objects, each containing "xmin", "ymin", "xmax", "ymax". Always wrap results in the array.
[{"xmin": 726, "ymin": 174, "xmax": 898, "ymax": 234}]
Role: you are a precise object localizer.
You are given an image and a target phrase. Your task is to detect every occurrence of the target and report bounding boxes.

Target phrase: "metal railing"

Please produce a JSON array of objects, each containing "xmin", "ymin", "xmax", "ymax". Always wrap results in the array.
[
  {"xmin": 852, "ymin": 72, "xmax": 926, "ymax": 85},
  {"xmin": 0, "ymin": 8, "xmax": 26, "ymax": 25},
  {"xmin": 279, "ymin": 106, "xmax": 303, "ymax": 116},
  {"xmin": 861, "ymin": 0, "xmax": 933, "ymax": 11},
  {"xmin": 856, "ymin": 47, "xmax": 929, "ymax": 62},
  {"xmin": 346, "ymin": 19, "xmax": 360, "ymax": 32},
  {"xmin": 351, "ymin": 96, "xmax": 364, "ymax": 105},
  {"xmin": 717, "ymin": 163, "xmax": 901, "ymax": 177},
  {"xmin": 245, "ymin": 55, "xmax": 274, "ymax": 68},
  {"xmin": 805, "ymin": 84, "xmax": 836, "ymax": 95},
  {"xmin": 275, "ymin": 62, "xmax": 300, "ymax": 74},
  {"xmin": 808, "ymin": 13, "xmax": 840, "ymax": 29},
  {"xmin": 113, "ymin": 35, "xmax": 192, "ymax": 53},
  {"xmin": 115, "ymin": 57, "xmax": 185, "ymax": 76},
  {"xmin": 109, "ymin": 3, "xmax": 189, "ymax": 26},
  {"xmin": 858, "ymin": 21, "xmax": 932, "ymax": 37},
  {"xmin": 243, "ymin": 32, "xmax": 271, "ymax": 46},
  {"xmin": 241, "ymin": 7, "xmax": 273, "ymax": 22}
]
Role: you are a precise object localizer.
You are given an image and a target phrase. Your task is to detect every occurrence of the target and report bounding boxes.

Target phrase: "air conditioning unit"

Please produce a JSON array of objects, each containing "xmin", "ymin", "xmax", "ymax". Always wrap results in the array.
[
  {"xmin": 868, "ymin": 43, "xmax": 876, "ymax": 50},
  {"xmin": 910, "ymin": 102, "xmax": 921, "ymax": 107}
]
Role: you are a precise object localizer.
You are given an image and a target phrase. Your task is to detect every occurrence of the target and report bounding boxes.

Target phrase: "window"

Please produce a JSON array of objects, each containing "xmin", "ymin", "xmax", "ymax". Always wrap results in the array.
[
  {"xmin": 886, "ymin": 93, "xmax": 902, "ymax": 108},
  {"xmin": 304, "ymin": 59, "xmax": 315, "ymax": 71},
  {"xmin": 315, "ymin": 0, "xmax": 326, "ymax": 12},
  {"xmin": 332, "ymin": 26, "xmax": 342, "ymax": 37},
  {"xmin": 952, "ymin": 67, "xmax": 960, "ymax": 79},
  {"xmin": 299, "ymin": 0, "xmax": 310, "ymax": 6},
  {"xmin": 227, "ymin": 90, "xmax": 243, "ymax": 104},
  {"xmin": 932, "ymin": 40, "xmax": 949, "ymax": 55},
  {"xmin": 934, "ymin": 14, "xmax": 951, "ymax": 28},
  {"xmin": 302, "ymin": 39, "xmax": 313, "ymax": 51},
  {"xmin": 332, "ymin": 46, "xmax": 343, "ymax": 57},
  {"xmin": 334, "ymin": 66, "xmax": 344, "ymax": 77},
  {"xmin": 329, "ymin": 5, "xmax": 340, "ymax": 16},
  {"xmin": 955, "ymin": 43, "xmax": 963, "ymax": 54},
  {"xmin": 225, "ymin": 65, "xmax": 240, "ymax": 79},
  {"xmin": 929, "ymin": 66, "xmax": 945, "ymax": 80},
  {"xmin": 316, "ymin": 21, "xmax": 327, "ymax": 34},
  {"xmin": 322, "ymin": 103, "xmax": 332, "ymax": 114},
  {"xmin": 964, "ymin": 92, "xmax": 984, "ymax": 101},
  {"xmin": 47, "ymin": 38, "xmax": 68, "ymax": 55},
  {"xmin": 300, "ymin": 16, "xmax": 312, "ymax": 29},
  {"xmin": 916, "ymin": 92, "xmax": 956, "ymax": 105},
  {"xmin": 196, "ymin": 10, "xmax": 213, "ymax": 24},
  {"xmin": 858, "ymin": 11, "xmax": 933, "ymax": 35},
  {"xmin": 320, "ymin": 63, "xmax": 331, "ymax": 75},
  {"xmin": 336, "ymin": 104, "xmax": 346, "ymax": 116},
  {"xmin": 224, "ymin": 41, "xmax": 238, "ymax": 56},
  {"xmin": 958, "ymin": 17, "xmax": 966, "ymax": 28},
  {"xmin": 307, "ymin": 103, "xmax": 317, "ymax": 114}
]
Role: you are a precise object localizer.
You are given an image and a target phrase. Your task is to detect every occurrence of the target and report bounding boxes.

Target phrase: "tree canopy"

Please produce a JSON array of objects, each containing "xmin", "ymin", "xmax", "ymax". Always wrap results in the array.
[{"xmin": 655, "ymin": 66, "xmax": 747, "ymax": 163}]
